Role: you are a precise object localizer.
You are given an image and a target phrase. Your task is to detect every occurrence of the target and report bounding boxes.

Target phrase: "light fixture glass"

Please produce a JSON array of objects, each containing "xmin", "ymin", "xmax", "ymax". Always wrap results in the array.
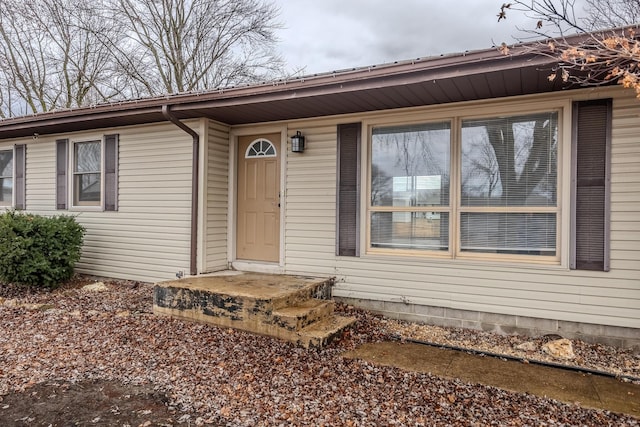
[{"xmin": 291, "ymin": 131, "xmax": 305, "ymax": 153}]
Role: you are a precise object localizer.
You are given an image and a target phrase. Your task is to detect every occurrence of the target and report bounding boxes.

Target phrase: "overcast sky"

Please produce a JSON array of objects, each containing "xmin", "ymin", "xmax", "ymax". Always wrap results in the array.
[{"xmin": 272, "ymin": 0, "xmax": 584, "ymax": 75}]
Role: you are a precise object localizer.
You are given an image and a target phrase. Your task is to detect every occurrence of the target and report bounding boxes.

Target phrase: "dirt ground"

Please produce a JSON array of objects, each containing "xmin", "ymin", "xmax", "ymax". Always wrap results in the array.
[
  {"xmin": 0, "ymin": 276, "xmax": 194, "ymax": 427},
  {"xmin": 0, "ymin": 380, "xmax": 181, "ymax": 427}
]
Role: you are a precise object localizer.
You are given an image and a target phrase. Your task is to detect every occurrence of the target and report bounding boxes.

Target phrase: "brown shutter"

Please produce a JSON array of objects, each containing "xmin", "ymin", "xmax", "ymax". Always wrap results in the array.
[
  {"xmin": 104, "ymin": 134, "xmax": 119, "ymax": 211},
  {"xmin": 336, "ymin": 123, "xmax": 361, "ymax": 256},
  {"xmin": 56, "ymin": 139, "xmax": 68, "ymax": 210},
  {"xmin": 571, "ymin": 99, "xmax": 611, "ymax": 271},
  {"xmin": 14, "ymin": 144, "xmax": 26, "ymax": 210}
]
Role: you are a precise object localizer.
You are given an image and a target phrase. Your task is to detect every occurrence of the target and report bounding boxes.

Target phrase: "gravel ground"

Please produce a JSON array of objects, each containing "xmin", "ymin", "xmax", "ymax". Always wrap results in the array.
[
  {"xmin": 0, "ymin": 276, "xmax": 638, "ymax": 426},
  {"xmin": 386, "ymin": 320, "xmax": 640, "ymax": 382}
]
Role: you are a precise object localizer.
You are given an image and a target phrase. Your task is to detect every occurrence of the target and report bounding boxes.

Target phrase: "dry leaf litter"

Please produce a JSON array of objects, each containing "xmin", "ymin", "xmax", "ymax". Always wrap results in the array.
[{"xmin": 0, "ymin": 276, "xmax": 638, "ymax": 426}]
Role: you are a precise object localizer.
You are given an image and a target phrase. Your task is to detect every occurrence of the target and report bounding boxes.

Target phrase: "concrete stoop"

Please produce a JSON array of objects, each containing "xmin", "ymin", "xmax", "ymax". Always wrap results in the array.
[{"xmin": 152, "ymin": 272, "xmax": 356, "ymax": 348}]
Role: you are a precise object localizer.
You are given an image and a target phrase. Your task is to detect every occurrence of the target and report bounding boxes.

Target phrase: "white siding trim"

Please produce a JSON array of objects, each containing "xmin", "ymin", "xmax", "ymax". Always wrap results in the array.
[
  {"xmin": 228, "ymin": 125, "xmax": 288, "ymax": 267},
  {"xmin": 227, "ymin": 132, "xmax": 236, "ymax": 264},
  {"xmin": 279, "ymin": 129, "xmax": 288, "ymax": 266},
  {"xmin": 203, "ymin": 119, "xmax": 230, "ymax": 273},
  {"xmin": 559, "ymin": 100, "xmax": 573, "ymax": 269},
  {"xmin": 197, "ymin": 118, "xmax": 208, "ymax": 274}
]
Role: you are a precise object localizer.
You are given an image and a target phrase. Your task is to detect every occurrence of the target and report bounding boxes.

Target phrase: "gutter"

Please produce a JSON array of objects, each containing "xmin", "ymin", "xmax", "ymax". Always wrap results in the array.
[{"xmin": 162, "ymin": 105, "xmax": 199, "ymax": 276}]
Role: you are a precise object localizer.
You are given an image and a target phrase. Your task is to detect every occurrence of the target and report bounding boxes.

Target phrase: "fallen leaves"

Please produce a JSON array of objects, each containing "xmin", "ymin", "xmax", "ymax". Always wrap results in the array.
[{"xmin": 0, "ymin": 278, "xmax": 638, "ymax": 426}]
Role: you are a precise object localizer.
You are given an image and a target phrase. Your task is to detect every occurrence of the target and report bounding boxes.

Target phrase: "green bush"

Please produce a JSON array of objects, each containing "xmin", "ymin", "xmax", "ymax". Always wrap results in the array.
[{"xmin": 0, "ymin": 211, "xmax": 85, "ymax": 288}]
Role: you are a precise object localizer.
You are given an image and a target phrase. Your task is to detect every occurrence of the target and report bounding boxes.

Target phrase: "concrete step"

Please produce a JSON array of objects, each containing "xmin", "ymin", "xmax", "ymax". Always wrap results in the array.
[
  {"xmin": 272, "ymin": 299, "xmax": 335, "ymax": 331},
  {"xmin": 295, "ymin": 315, "xmax": 357, "ymax": 349},
  {"xmin": 270, "ymin": 280, "xmax": 332, "ymax": 311},
  {"xmin": 153, "ymin": 272, "xmax": 354, "ymax": 348},
  {"xmin": 153, "ymin": 273, "xmax": 333, "ymax": 321}
]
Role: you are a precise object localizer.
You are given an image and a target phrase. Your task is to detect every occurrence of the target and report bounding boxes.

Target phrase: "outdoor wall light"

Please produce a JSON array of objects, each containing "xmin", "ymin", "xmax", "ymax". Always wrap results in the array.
[{"xmin": 291, "ymin": 131, "xmax": 305, "ymax": 153}]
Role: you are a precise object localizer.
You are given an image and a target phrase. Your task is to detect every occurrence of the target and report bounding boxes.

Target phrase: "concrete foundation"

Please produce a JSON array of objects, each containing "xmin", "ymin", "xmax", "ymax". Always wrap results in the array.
[{"xmin": 338, "ymin": 297, "xmax": 640, "ymax": 349}]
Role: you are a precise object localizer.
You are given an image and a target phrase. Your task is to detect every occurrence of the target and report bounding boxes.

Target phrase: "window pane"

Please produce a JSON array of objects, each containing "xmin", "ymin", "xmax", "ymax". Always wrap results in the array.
[
  {"xmin": 461, "ymin": 113, "xmax": 557, "ymax": 207},
  {"xmin": 0, "ymin": 178, "xmax": 12, "ymax": 204},
  {"xmin": 371, "ymin": 211, "xmax": 449, "ymax": 251},
  {"xmin": 246, "ymin": 139, "xmax": 276, "ymax": 158},
  {"xmin": 0, "ymin": 150, "xmax": 13, "ymax": 177},
  {"xmin": 371, "ymin": 123, "xmax": 450, "ymax": 207},
  {"xmin": 75, "ymin": 173, "xmax": 101, "ymax": 202},
  {"xmin": 75, "ymin": 142, "xmax": 101, "ymax": 173},
  {"xmin": 460, "ymin": 212, "xmax": 556, "ymax": 255}
]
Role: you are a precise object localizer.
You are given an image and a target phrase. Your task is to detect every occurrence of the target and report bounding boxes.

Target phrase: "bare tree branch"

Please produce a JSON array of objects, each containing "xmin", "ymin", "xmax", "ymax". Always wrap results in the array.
[
  {"xmin": 112, "ymin": 0, "xmax": 285, "ymax": 96},
  {"xmin": 0, "ymin": 0, "xmax": 285, "ymax": 115},
  {"xmin": 584, "ymin": 0, "xmax": 640, "ymax": 29},
  {"xmin": 498, "ymin": 1, "xmax": 640, "ymax": 98},
  {"xmin": 0, "ymin": 0, "xmax": 132, "ymax": 114}
]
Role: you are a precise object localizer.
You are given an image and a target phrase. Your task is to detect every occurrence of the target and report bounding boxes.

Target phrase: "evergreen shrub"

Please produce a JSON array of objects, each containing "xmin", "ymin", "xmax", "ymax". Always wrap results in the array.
[{"xmin": 0, "ymin": 211, "xmax": 85, "ymax": 288}]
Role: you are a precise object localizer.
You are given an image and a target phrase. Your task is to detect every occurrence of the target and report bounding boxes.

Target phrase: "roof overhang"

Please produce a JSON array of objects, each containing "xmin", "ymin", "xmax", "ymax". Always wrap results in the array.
[{"xmin": 0, "ymin": 45, "xmax": 578, "ymax": 140}]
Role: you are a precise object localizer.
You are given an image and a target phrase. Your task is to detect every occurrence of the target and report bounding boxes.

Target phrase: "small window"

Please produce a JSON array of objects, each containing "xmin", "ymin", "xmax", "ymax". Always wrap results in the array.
[
  {"xmin": 73, "ymin": 140, "xmax": 101, "ymax": 206},
  {"xmin": 58, "ymin": 135, "xmax": 118, "ymax": 211},
  {"xmin": 245, "ymin": 139, "xmax": 276, "ymax": 158},
  {"xmin": 0, "ymin": 149, "xmax": 13, "ymax": 206}
]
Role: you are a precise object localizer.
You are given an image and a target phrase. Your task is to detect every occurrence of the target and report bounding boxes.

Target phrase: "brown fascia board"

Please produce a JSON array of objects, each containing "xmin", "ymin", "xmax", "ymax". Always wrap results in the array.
[
  {"xmin": 185, "ymin": 48, "xmax": 551, "ymax": 103},
  {"xmin": 0, "ymin": 44, "xmax": 557, "ymax": 139},
  {"xmin": 0, "ymin": 103, "xmax": 163, "ymax": 128},
  {"xmin": 0, "ymin": 106, "xmax": 166, "ymax": 140},
  {"xmin": 173, "ymin": 50, "xmax": 554, "ymax": 113}
]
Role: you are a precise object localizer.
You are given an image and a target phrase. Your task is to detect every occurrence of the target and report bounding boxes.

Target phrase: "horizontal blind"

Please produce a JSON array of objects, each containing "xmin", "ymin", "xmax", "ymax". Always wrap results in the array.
[{"xmin": 461, "ymin": 112, "xmax": 558, "ymax": 207}]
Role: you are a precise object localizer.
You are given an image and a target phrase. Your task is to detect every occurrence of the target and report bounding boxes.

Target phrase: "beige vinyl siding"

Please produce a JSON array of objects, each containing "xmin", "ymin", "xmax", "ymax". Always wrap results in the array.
[
  {"xmin": 610, "ymin": 95, "xmax": 640, "ymax": 280},
  {"xmin": 284, "ymin": 125, "xmax": 338, "ymax": 275},
  {"xmin": 9, "ymin": 121, "xmax": 195, "ymax": 283},
  {"xmin": 19, "ymin": 140, "xmax": 56, "ymax": 212},
  {"xmin": 277, "ymin": 89, "xmax": 640, "ymax": 329},
  {"xmin": 205, "ymin": 120, "xmax": 230, "ymax": 272}
]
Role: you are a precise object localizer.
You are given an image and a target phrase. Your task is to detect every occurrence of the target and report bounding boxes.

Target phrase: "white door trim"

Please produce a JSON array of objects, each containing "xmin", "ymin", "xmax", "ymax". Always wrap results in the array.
[{"xmin": 228, "ymin": 126, "xmax": 288, "ymax": 268}]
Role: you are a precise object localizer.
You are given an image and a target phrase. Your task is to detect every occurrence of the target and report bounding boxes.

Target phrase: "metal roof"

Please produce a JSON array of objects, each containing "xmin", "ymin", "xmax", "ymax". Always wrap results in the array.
[{"xmin": 0, "ymin": 43, "xmax": 574, "ymax": 140}]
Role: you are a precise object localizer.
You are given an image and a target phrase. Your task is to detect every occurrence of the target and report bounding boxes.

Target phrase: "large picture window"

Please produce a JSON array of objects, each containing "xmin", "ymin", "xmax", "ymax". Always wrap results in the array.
[
  {"xmin": 368, "ymin": 110, "xmax": 560, "ymax": 262},
  {"xmin": 0, "ymin": 149, "xmax": 13, "ymax": 206}
]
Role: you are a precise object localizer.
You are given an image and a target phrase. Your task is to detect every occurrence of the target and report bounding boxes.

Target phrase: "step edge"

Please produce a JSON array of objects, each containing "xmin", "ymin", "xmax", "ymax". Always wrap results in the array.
[
  {"xmin": 297, "ymin": 315, "xmax": 357, "ymax": 337},
  {"xmin": 272, "ymin": 299, "xmax": 335, "ymax": 318}
]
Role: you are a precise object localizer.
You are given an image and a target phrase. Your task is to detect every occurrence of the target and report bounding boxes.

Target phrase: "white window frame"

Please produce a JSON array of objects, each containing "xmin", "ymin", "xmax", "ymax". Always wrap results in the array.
[
  {"xmin": 365, "ymin": 103, "xmax": 566, "ymax": 265},
  {"xmin": 0, "ymin": 148, "xmax": 13, "ymax": 207},
  {"xmin": 71, "ymin": 139, "xmax": 103, "ymax": 209}
]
